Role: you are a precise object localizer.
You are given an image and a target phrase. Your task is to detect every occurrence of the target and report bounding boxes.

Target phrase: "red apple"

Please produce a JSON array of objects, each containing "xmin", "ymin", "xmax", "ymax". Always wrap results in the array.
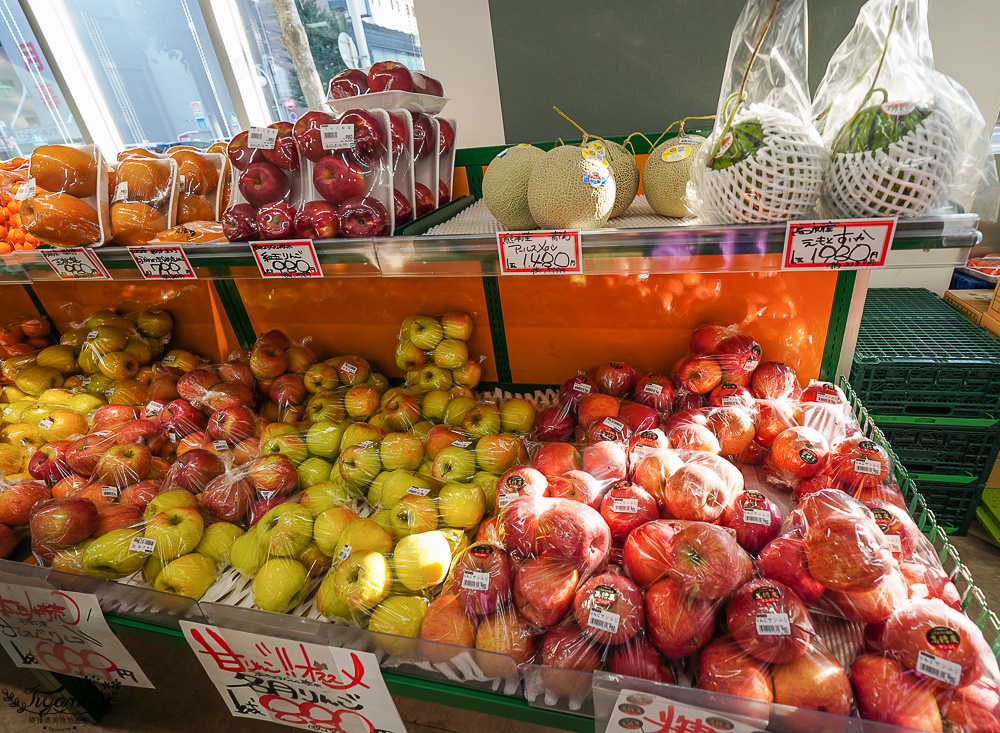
[
  {"xmin": 411, "ymin": 71, "xmax": 443, "ymax": 96},
  {"xmin": 540, "ymin": 624, "xmax": 602, "ymax": 697},
  {"xmin": 674, "ymin": 355, "xmax": 722, "ymax": 394},
  {"xmin": 726, "ymin": 578, "xmax": 813, "ymax": 663},
  {"xmin": 392, "ymin": 188, "xmax": 412, "ymax": 223},
  {"xmin": 900, "ymin": 559, "xmax": 962, "ymax": 610},
  {"xmin": 177, "ymin": 368, "xmax": 220, "ymax": 405},
  {"xmin": 438, "ymin": 118, "xmax": 455, "ymax": 155},
  {"xmin": 514, "ymin": 555, "xmax": 579, "ymax": 628},
  {"xmin": 714, "ymin": 334, "xmax": 761, "ymax": 377},
  {"xmin": 29, "ymin": 498, "xmax": 99, "ymax": 551},
  {"xmin": 577, "ymin": 393, "xmax": 619, "ymax": 430},
  {"xmin": 92, "ymin": 404, "xmax": 140, "ymax": 428},
  {"xmin": 581, "ymin": 440, "xmax": 627, "ymax": 484},
  {"xmin": 367, "ymin": 60, "xmax": 413, "ymax": 92},
  {"xmin": 94, "ymin": 503, "xmax": 142, "ymax": 537},
  {"xmin": 800, "ymin": 380, "xmax": 846, "ymax": 405},
  {"xmin": 227, "ymin": 130, "xmax": 262, "ymax": 170},
  {"xmin": 118, "ymin": 479, "xmax": 162, "ymax": 512},
  {"xmin": 666, "ymin": 423, "xmax": 721, "ymax": 454},
  {"xmin": 772, "ymin": 645, "xmax": 852, "ymax": 716},
  {"xmin": 438, "ymin": 180, "xmax": 450, "ymax": 206},
  {"xmin": 221, "ymin": 203, "xmax": 258, "ymax": 242},
  {"xmin": 198, "ymin": 474, "xmax": 254, "ymax": 522},
  {"xmin": 769, "ymin": 425, "xmax": 830, "ymax": 485},
  {"xmin": 0, "ymin": 480, "xmax": 50, "ymax": 526},
  {"xmin": 594, "ymin": 361, "xmax": 637, "ymax": 398},
  {"xmin": 535, "ymin": 498, "xmax": 610, "ymax": 573},
  {"xmin": 556, "ymin": 376, "xmax": 597, "ymax": 412},
  {"xmin": 117, "ymin": 419, "xmax": 167, "ymax": 454},
  {"xmin": 645, "ymin": 576, "xmax": 716, "ymax": 657},
  {"xmin": 28, "ymin": 441, "xmax": 73, "ymax": 484},
  {"xmin": 608, "ymin": 636, "xmax": 675, "ymax": 684},
  {"xmin": 754, "ymin": 399, "xmax": 798, "ymax": 447},
  {"xmin": 328, "ymin": 68, "xmax": 368, "ymax": 99},
  {"xmin": 95, "ymin": 442, "xmax": 152, "ymax": 487},
  {"xmin": 238, "ymin": 161, "xmax": 290, "ymax": 208},
  {"xmin": 573, "ymin": 572, "xmax": 643, "ymax": 645},
  {"xmin": 750, "ymin": 362, "xmax": 802, "ymax": 400},
  {"xmin": 203, "ymin": 382, "xmax": 254, "ymax": 412},
  {"xmin": 246, "ymin": 453, "xmax": 298, "ymax": 497},
  {"xmin": 159, "ymin": 399, "xmax": 206, "ymax": 438},
  {"xmin": 454, "ymin": 543, "xmax": 513, "ymax": 616},
  {"xmin": 827, "ymin": 435, "xmax": 892, "ymax": 491},
  {"xmin": 720, "ymin": 490, "xmax": 782, "ymax": 554},
  {"xmin": 293, "ymin": 200, "xmax": 339, "ymax": 240},
  {"xmin": 207, "ymin": 406, "xmax": 256, "ymax": 444},
  {"xmin": 246, "ymin": 495, "xmax": 287, "ymax": 527},
  {"xmin": 827, "ymin": 569, "xmax": 907, "ymax": 624},
  {"xmin": 269, "ymin": 372, "xmax": 307, "ymax": 406},
  {"xmin": 617, "ymin": 403, "xmax": 658, "ymax": 434},
  {"xmin": 690, "ymin": 324, "xmax": 729, "ymax": 354},
  {"xmin": 623, "ymin": 520, "xmax": 679, "ymax": 588},
  {"xmin": 532, "ymin": 443, "xmax": 581, "ymax": 481},
  {"xmin": 338, "ymin": 109, "xmax": 387, "ymax": 162},
  {"xmin": 698, "ymin": 635, "xmax": 773, "ymax": 701},
  {"xmin": 626, "ymin": 428, "xmax": 671, "ymax": 468},
  {"xmin": 337, "ymin": 195, "xmax": 389, "ymax": 238},
  {"xmin": 708, "ymin": 383, "xmax": 754, "ymax": 410},
  {"xmin": 411, "ymin": 113, "xmax": 433, "ymax": 160},
  {"xmin": 757, "ymin": 536, "xmax": 823, "ymax": 603},
  {"xmin": 939, "ymin": 676, "xmax": 1000, "ymax": 732},
  {"xmin": 496, "ymin": 466, "xmax": 548, "ymax": 509},
  {"xmin": 668, "ymin": 521, "xmax": 745, "ymax": 601},
  {"xmin": 167, "ymin": 448, "xmax": 225, "ymax": 493},
  {"xmin": 255, "ymin": 201, "xmax": 296, "ymax": 239},
  {"xmin": 851, "ymin": 654, "xmax": 944, "ymax": 731},
  {"xmin": 632, "ymin": 373, "xmax": 675, "ymax": 413},
  {"xmin": 497, "ymin": 495, "xmax": 540, "ymax": 558},
  {"xmin": 0, "ymin": 524, "xmax": 16, "ymax": 559},
  {"xmin": 292, "ymin": 110, "xmax": 337, "ymax": 163},
  {"xmin": 661, "ymin": 463, "xmax": 730, "ymax": 523},
  {"xmin": 804, "ymin": 514, "xmax": 893, "ymax": 592},
  {"xmin": 413, "ymin": 181, "xmax": 434, "ymax": 216},
  {"xmin": 262, "ymin": 121, "xmax": 299, "ymax": 170},
  {"xmin": 546, "ymin": 469, "xmax": 602, "ymax": 510},
  {"xmin": 249, "ymin": 343, "xmax": 288, "ymax": 379},
  {"xmin": 313, "ymin": 154, "xmax": 365, "ymax": 205},
  {"xmin": 533, "ymin": 407, "xmax": 574, "ymax": 442},
  {"xmin": 706, "ymin": 406, "xmax": 755, "ymax": 456}
]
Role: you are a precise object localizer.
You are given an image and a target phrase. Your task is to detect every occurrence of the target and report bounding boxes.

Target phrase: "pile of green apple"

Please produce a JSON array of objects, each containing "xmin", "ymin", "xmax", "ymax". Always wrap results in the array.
[{"xmin": 396, "ymin": 313, "xmax": 481, "ymax": 392}]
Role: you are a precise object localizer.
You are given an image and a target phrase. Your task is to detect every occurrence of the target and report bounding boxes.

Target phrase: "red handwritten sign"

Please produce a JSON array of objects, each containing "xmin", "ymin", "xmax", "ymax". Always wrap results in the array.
[{"xmin": 782, "ymin": 218, "xmax": 896, "ymax": 270}]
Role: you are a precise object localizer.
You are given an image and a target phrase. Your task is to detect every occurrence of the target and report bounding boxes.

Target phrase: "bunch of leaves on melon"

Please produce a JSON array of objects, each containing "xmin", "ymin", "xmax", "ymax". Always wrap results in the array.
[{"xmin": 832, "ymin": 103, "xmax": 933, "ymax": 155}]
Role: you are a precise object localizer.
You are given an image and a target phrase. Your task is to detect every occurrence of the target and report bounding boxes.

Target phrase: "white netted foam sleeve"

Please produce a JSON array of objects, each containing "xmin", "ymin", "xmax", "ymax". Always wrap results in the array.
[
  {"xmin": 689, "ymin": 103, "xmax": 827, "ymax": 224},
  {"xmin": 825, "ymin": 105, "xmax": 958, "ymax": 219}
]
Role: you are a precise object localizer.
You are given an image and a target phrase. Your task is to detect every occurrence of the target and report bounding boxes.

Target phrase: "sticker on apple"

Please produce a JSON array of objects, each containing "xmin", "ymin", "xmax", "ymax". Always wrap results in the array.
[
  {"xmin": 587, "ymin": 607, "xmax": 620, "ymax": 634},
  {"xmin": 247, "ymin": 126, "xmax": 278, "ymax": 149},
  {"xmin": 612, "ymin": 497, "xmax": 638, "ymax": 514},
  {"xmin": 102, "ymin": 486, "xmax": 119, "ymax": 498},
  {"xmin": 755, "ymin": 612, "xmax": 791, "ymax": 636},
  {"xmin": 643, "ymin": 382, "xmax": 663, "ymax": 396},
  {"xmin": 37, "ymin": 418, "xmax": 53, "ymax": 430},
  {"xmin": 497, "ymin": 492, "xmax": 517, "ymax": 509},
  {"xmin": 337, "ymin": 544, "xmax": 352, "ymax": 561},
  {"xmin": 460, "ymin": 570, "xmax": 490, "ymax": 592},
  {"xmin": 572, "ymin": 380, "xmax": 592, "ymax": 394},
  {"xmin": 916, "ymin": 649, "xmax": 961, "ymax": 686},
  {"xmin": 743, "ymin": 507, "xmax": 771, "ymax": 526},
  {"xmin": 146, "ymin": 401, "xmax": 163, "ymax": 415},
  {"xmin": 854, "ymin": 458, "xmax": 883, "ymax": 475},
  {"xmin": 213, "ymin": 440, "xmax": 228, "ymax": 452},
  {"xmin": 129, "ymin": 537, "xmax": 156, "ymax": 555},
  {"xmin": 406, "ymin": 486, "xmax": 430, "ymax": 497}
]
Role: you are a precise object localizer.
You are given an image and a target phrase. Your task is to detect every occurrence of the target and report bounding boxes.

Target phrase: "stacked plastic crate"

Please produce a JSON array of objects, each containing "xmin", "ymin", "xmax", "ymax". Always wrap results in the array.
[{"xmin": 851, "ymin": 288, "xmax": 1000, "ymax": 534}]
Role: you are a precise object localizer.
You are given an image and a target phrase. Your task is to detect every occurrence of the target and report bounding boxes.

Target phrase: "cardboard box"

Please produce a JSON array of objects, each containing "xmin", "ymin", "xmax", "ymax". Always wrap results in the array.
[
  {"xmin": 989, "ymin": 279, "xmax": 1000, "ymax": 319},
  {"xmin": 945, "ymin": 289, "xmax": 993, "ymax": 324},
  {"xmin": 982, "ymin": 308, "xmax": 1000, "ymax": 338}
]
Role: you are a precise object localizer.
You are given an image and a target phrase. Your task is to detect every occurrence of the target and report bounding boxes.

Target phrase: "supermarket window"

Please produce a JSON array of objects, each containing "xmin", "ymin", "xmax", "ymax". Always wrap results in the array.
[
  {"xmin": 29, "ymin": 0, "xmax": 239, "ymax": 153},
  {"xmin": 233, "ymin": 0, "xmax": 424, "ymax": 122},
  {"xmin": 993, "ymin": 111, "xmax": 1000, "ymax": 153},
  {"xmin": 0, "ymin": 1, "xmax": 84, "ymax": 157}
]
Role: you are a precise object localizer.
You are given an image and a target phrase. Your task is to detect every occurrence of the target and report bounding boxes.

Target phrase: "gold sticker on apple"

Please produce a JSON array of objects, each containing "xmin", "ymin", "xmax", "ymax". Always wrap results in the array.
[
  {"xmin": 871, "ymin": 507, "xmax": 893, "ymax": 530},
  {"xmin": 858, "ymin": 440, "xmax": 879, "ymax": 454},
  {"xmin": 470, "ymin": 544, "xmax": 494, "ymax": 558},
  {"xmin": 752, "ymin": 586, "xmax": 781, "ymax": 604},
  {"xmin": 743, "ymin": 491, "xmax": 766, "ymax": 505},
  {"xmin": 799, "ymin": 449, "xmax": 818, "ymax": 465},
  {"xmin": 926, "ymin": 626, "xmax": 961, "ymax": 650},
  {"xmin": 592, "ymin": 584, "xmax": 618, "ymax": 606}
]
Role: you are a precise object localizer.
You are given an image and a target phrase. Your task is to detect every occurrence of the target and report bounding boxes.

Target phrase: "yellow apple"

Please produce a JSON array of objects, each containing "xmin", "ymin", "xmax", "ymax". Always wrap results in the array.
[
  {"xmin": 252, "ymin": 558, "xmax": 309, "ymax": 613},
  {"xmin": 195, "ymin": 522, "xmax": 244, "ymax": 563},
  {"xmin": 437, "ymin": 483, "xmax": 486, "ymax": 529},
  {"xmin": 154, "ymin": 553, "xmax": 217, "ymax": 599},
  {"xmin": 313, "ymin": 507, "xmax": 360, "ymax": 556},
  {"xmin": 368, "ymin": 595, "xmax": 429, "ymax": 658},
  {"xmin": 393, "ymin": 531, "xmax": 452, "ymax": 591}
]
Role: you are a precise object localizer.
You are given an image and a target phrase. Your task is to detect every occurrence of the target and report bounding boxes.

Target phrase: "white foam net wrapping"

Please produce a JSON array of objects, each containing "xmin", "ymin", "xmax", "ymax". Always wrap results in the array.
[
  {"xmin": 689, "ymin": 103, "xmax": 827, "ymax": 224},
  {"xmin": 824, "ymin": 104, "xmax": 958, "ymax": 219}
]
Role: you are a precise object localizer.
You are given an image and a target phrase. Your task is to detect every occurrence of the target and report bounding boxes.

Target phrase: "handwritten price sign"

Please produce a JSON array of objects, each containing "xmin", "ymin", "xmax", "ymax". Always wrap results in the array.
[
  {"xmin": 782, "ymin": 218, "xmax": 896, "ymax": 270},
  {"xmin": 605, "ymin": 689, "xmax": 766, "ymax": 733},
  {"xmin": 0, "ymin": 583, "xmax": 151, "ymax": 687},
  {"xmin": 498, "ymin": 230, "xmax": 582, "ymax": 275},
  {"xmin": 128, "ymin": 245, "xmax": 197, "ymax": 280},
  {"xmin": 41, "ymin": 248, "xmax": 111, "ymax": 280},
  {"xmin": 180, "ymin": 621, "xmax": 406, "ymax": 733},
  {"xmin": 251, "ymin": 240, "xmax": 323, "ymax": 278}
]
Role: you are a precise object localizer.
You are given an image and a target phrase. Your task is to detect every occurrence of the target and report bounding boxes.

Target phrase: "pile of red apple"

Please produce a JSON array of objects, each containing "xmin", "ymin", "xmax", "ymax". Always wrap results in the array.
[{"xmin": 328, "ymin": 61, "xmax": 445, "ymax": 102}]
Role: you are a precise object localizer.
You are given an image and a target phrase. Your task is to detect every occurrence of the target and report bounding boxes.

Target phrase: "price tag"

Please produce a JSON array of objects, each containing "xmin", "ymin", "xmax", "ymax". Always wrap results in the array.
[
  {"xmin": 783, "ymin": 218, "xmax": 896, "ymax": 270},
  {"xmin": 104, "ymin": 387, "xmax": 114, "ymax": 398},
  {"xmin": 320, "ymin": 124, "xmax": 355, "ymax": 150},
  {"xmin": 643, "ymin": 383, "xmax": 663, "ymax": 396},
  {"xmin": 129, "ymin": 537, "xmax": 156, "ymax": 555},
  {"xmin": 721, "ymin": 396, "xmax": 741, "ymax": 407},
  {"xmin": 128, "ymin": 245, "xmax": 197, "ymax": 280},
  {"xmin": 606, "ymin": 689, "xmax": 767, "ymax": 733},
  {"xmin": 162, "ymin": 355, "xmax": 177, "ymax": 364},
  {"xmin": 340, "ymin": 362, "xmax": 358, "ymax": 376},
  {"xmin": 854, "ymin": 458, "xmax": 883, "ymax": 475},
  {"xmin": 611, "ymin": 497, "xmax": 638, "ymax": 514},
  {"xmin": 14, "ymin": 178, "xmax": 34, "ymax": 200},
  {"xmin": 406, "ymin": 486, "xmax": 430, "ymax": 497},
  {"xmin": 101, "ymin": 485, "xmax": 119, "ymax": 498},
  {"xmin": 603, "ymin": 417, "xmax": 625, "ymax": 431},
  {"xmin": 337, "ymin": 544, "xmax": 352, "ymax": 561},
  {"xmin": 86, "ymin": 330, "xmax": 99, "ymax": 339},
  {"xmin": 755, "ymin": 612, "xmax": 791, "ymax": 636},
  {"xmin": 0, "ymin": 583, "xmax": 152, "ymax": 687},
  {"xmin": 37, "ymin": 417, "xmax": 53, "ymax": 430},
  {"xmin": 113, "ymin": 181, "xmax": 129, "ymax": 202},
  {"xmin": 916, "ymin": 650, "xmax": 962, "ymax": 687},
  {"xmin": 572, "ymin": 381, "xmax": 592, "ymax": 394},
  {"xmin": 743, "ymin": 508, "xmax": 772, "ymax": 526},
  {"xmin": 247, "ymin": 126, "xmax": 278, "ymax": 149},
  {"xmin": 497, "ymin": 491, "xmax": 517, "ymax": 509},
  {"xmin": 497, "ymin": 230, "xmax": 582, "ymax": 275},
  {"xmin": 181, "ymin": 622, "xmax": 406, "ymax": 732},
  {"xmin": 252, "ymin": 240, "xmax": 322, "ymax": 278},
  {"xmin": 452, "ymin": 439, "xmax": 472, "ymax": 448},
  {"xmin": 587, "ymin": 607, "xmax": 620, "ymax": 634},
  {"xmin": 885, "ymin": 534, "xmax": 903, "ymax": 554},
  {"xmin": 145, "ymin": 401, "xmax": 163, "ymax": 416},
  {"xmin": 42, "ymin": 248, "xmax": 111, "ymax": 280},
  {"xmin": 212, "ymin": 440, "xmax": 229, "ymax": 452},
  {"xmin": 460, "ymin": 570, "xmax": 490, "ymax": 591}
]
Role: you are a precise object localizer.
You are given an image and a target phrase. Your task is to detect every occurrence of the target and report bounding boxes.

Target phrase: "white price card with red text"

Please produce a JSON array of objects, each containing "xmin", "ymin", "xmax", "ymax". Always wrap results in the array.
[
  {"xmin": 782, "ymin": 218, "xmax": 896, "ymax": 270},
  {"xmin": 0, "ymin": 583, "xmax": 152, "ymax": 687},
  {"xmin": 497, "ymin": 230, "xmax": 582, "ymax": 275},
  {"xmin": 180, "ymin": 621, "xmax": 406, "ymax": 733},
  {"xmin": 128, "ymin": 245, "xmax": 197, "ymax": 280},
  {"xmin": 251, "ymin": 240, "xmax": 323, "ymax": 278},
  {"xmin": 42, "ymin": 248, "xmax": 111, "ymax": 280},
  {"xmin": 604, "ymin": 689, "xmax": 766, "ymax": 733}
]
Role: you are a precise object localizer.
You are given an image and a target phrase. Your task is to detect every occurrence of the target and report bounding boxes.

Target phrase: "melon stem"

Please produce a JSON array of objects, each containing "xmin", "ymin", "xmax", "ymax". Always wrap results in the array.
[{"xmin": 552, "ymin": 106, "xmax": 591, "ymax": 146}]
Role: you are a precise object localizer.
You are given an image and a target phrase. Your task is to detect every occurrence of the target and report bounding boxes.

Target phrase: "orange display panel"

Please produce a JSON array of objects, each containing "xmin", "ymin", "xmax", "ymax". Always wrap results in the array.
[
  {"xmin": 234, "ymin": 277, "xmax": 498, "ymax": 380},
  {"xmin": 28, "ymin": 281, "xmax": 240, "ymax": 363},
  {"xmin": 0, "ymin": 286, "xmax": 41, "ymax": 321},
  {"xmin": 497, "ymin": 271, "xmax": 837, "ymax": 384}
]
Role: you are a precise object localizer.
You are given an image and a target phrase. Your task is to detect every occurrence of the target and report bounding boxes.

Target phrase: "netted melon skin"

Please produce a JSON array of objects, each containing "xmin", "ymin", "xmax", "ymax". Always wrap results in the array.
[
  {"xmin": 596, "ymin": 141, "xmax": 639, "ymax": 218},
  {"xmin": 527, "ymin": 145, "xmax": 617, "ymax": 230},
  {"xmin": 483, "ymin": 145, "xmax": 545, "ymax": 230},
  {"xmin": 691, "ymin": 104, "xmax": 826, "ymax": 224},
  {"xmin": 644, "ymin": 137, "xmax": 705, "ymax": 218},
  {"xmin": 826, "ymin": 106, "xmax": 958, "ymax": 219}
]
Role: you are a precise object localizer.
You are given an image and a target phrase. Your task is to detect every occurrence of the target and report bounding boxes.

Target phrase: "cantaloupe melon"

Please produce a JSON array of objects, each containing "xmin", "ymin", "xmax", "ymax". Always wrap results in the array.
[
  {"xmin": 482, "ymin": 144, "xmax": 545, "ymax": 230},
  {"xmin": 527, "ymin": 145, "xmax": 616, "ymax": 230},
  {"xmin": 586, "ymin": 140, "xmax": 638, "ymax": 218},
  {"xmin": 643, "ymin": 135, "xmax": 705, "ymax": 218}
]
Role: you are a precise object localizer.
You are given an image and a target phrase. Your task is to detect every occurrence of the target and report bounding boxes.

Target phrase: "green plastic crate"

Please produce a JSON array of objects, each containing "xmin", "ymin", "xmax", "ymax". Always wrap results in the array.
[
  {"xmin": 909, "ymin": 476, "xmax": 987, "ymax": 535},
  {"xmin": 877, "ymin": 421, "xmax": 1000, "ymax": 481},
  {"xmin": 851, "ymin": 288, "xmax": 1000, "ymax": 419}
]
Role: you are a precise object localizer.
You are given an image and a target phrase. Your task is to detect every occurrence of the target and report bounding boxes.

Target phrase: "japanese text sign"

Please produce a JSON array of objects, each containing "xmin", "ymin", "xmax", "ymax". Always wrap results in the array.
[
  {"xmin": 0, "ymin": 583, "xmax": 151, "ymax": 687},
  {"xmin": 252, "ymin": 240, "xmax": 323, "ymax": 278},
  {"xmin": 42, "ymin": 248, "xmax": 111, "ymax": 280},
  {"xmin": 782, "ymin": 218, "xmax": 896, "ymax": 270},
  {"xmin": 180, "ymin": 621, "xmax": 406, "ymax": 733},
  {"xmin": 498, "ymin": 230, "xmax": 582, "ymax": 275},
  {"xmin": 128, "ymin": 245, "xmax": 197, "ymax": 279},
  {"xmin": 604, "ymin": 689, "xmax": 765, "ymax": 733}
]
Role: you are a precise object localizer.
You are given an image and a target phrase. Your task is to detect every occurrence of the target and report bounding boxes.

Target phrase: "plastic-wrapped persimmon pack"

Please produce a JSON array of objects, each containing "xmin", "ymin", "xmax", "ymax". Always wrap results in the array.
[
  {"xmin": 23, "ymin": 144, "xmax": 111, "ymax": 247},
  {"xmin": 108, "ymin": 153, "xmax": 178, "ymax": 247}
]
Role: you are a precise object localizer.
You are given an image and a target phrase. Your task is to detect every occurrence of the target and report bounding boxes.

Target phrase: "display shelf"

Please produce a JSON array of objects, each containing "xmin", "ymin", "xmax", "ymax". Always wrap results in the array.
[{"xmin": 0, "ymin": 211, "xmax": 981, "ymax": 282}]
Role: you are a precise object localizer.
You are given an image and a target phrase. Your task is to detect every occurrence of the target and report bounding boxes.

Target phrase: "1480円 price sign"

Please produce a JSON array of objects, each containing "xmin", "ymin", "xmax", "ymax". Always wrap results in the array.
[
  {"xmin": 497, "ymin": 231, "xmax": 582, "ymax": 275},
  {"xmin": 180, "ymin": 621, "xmax": 406, "ymax": 733},
  {"xmin": 0, "ymin": 583, "xmax": 152, "ymax": 687}
]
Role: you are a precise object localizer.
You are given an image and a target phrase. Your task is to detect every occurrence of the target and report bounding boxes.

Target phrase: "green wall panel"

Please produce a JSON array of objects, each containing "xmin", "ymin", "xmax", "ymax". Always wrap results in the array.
[{"xmin": 489, "ymin": 0, "xmax": 866, "ymax": 143}]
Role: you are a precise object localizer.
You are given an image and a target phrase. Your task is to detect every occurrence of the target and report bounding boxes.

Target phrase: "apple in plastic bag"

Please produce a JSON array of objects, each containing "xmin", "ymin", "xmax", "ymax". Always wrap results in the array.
[{"xmin": 337, "ymin": 196, "xmax": 389, "ymax": 238}]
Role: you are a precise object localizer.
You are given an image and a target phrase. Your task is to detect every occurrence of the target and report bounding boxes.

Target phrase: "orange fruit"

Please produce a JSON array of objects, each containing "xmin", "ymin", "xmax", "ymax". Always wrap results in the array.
[
  {"xmin": 110, "ymin": 201, "xmax": 167, "ymax": 247},
  {"xmin": 29, "ymin": 145, "xmax": 97, "ymax": 197},
  {"xmin": 176, "ymin": 191, "xmax": 214, "ymax": 223},
  {"xmin": 21, "ymin": 193, "xmax": 100, "ymax": 246},
  {"xmin": 117, "ymin": 148, "xmax": 158, "ymax": 162},
  {"xmin": 169, "ymin": 150, "xmax": 219, "ymax": 195},
  {"xmin": 115, "ymin": 159, "xmax": 172, "ymax": 206}
]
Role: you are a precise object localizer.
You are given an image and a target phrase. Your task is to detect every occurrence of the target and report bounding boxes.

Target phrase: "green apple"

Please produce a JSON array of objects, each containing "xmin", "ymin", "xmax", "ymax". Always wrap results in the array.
[
  {"xmin": 371, "ymin": 509, "xmax": 393, "ymax": 534},
  {"xmin": 379, "ymin": 432, "xmax": 425, "ymax": 471},
  {"xmin": 368, "ymin": 596, "xmax": 429, "ymax": 658},
  {"xmin": 154, "ymin": 553, "xmax": 217, "ymax": 600},
  {"xmin": 252, "ymin": 558, "xmax": 309, "ymax": 614},
  {"xmin": 417, "ymin": 366, "xmax": 452, "ymax": 391},
  {"xmin": 123, "ymin": 336, "xmax": 153, "ymax": 365},
  {"xmin": 432, "ymin": 447, "xmax": 476, "ymax": 483},
  {"xmin": 14, "ymin": 365, "xmax": 62, "ymax": 396},
  {"xmin": 432, "ymin": 338, "xmax": 468, "ymax": 370},
  {"xmin": 366, "ymin": 372, "xmax": 389, "ymax": 395},
  {"xmin": 297, "ymin": 542, "xmax": 332, "ymax": 577},
  {"xmin": 417, "ymin": 460, "xmax": 435, "ymax": 478},
  {"xmin": 316, "ymin": 569, "xmax": 353, "ymax": 621},
  {"xmin": 141, "ymin": 555, "xmax": 165, "ymax": 585},
  {"xmin": 393, "ymin": 531, "xmax": 453, "ymax": 591},
  {"xmin": 143, "ymin": 489, "xmax": 199, "ymax": 522},
  {"xmin": 472, "ymin": 471, "xmax": 500, "ymax": 510},
  {"xmin": 388, "ymin": 495, "xmax": 438, "ymax": 537},
  {"xmin": 297, "ymin": 456, "xmax": 333, "ymax": 489},
  {"xmin": 145, "ymin": 507, "xmax": 204, "ymax": 561},
  {"xmin": 475, "ymin": 434, "xmax": 522, "ymax": 473},
  {"xmin": 462, "ymin": 405, "xmax": 501, "ymax": 437},
  {"xmin": 395, "ymin": 339, "xmax": 428, "ymax": 371},
  {"xmin": 266, "ymin": 433, "xmax": 309, "ymax": 464},
  {"xmin": 367, "ymin": 412, "xmax": 390, "ymax": 432},
  {"xmin": 35, "ymin": 345, "xmax": 78, "ymax": 376},
  {"xmin": 341, "ymin": 422, "xmax": 385, "ymax": 451},
  {"xmin": 67, "ymin": 392, "xmax": 106, "ymax": 414},
  {"xmin": 303, "ymin": 363, "xmax": 339, "ymax": 393},
  {"xmin": 305, "ymin": 421, "xmax": 346, "ymax": 459},
  {"xmin": 196, "ymin": 522, "xmax": 244, "ymax": 564},
  {"xmin": 86, "ymin": 325, "xmax": 129, "ymax": 355},
  {"xmin": 300, "ymin": 481, "xmax": 354, "ymax": 517},
  {"xmin": 230, "ymin": 528, "xmax": 265, "ymax": 577},
  {"xmin": 409, "ymin": 420, "xmax": 434, "ymax": 441},
  {"xmin": 83, "ymin": 374, "xmax": 114, "ymax": 397},
  {"xmin": 257, "ymin": 503, "xmax": 313, "ymax": 557},
  {"xmin": 339, "ymin": 443, "xmax": 382, "ymax": 487},
  {"xmin": 421, "ymin": 389, "xmax": 451, "ymax": 422},
  {"xmin": 437, "ymin": 483, "xmax": 486, "ymax": 529},
  {"xmin": 367, "ymin": 470, "xmax": 392, "ymax": 506},
  {"xmin": 82, "ymin": 529, "xmax": 148, "ymax": 579},
  {"xmin": 304, "ymin": 391, "xmax": 346, "ymax": 422},
  {"xmin": 409, "ymin": 316, "xmax": 443, "ymax": 350},
  {"xmin": 437, "ymin": 528, "xmax": 471, "ymax": 556},
  {"xmin": 500, "ymin": 398, "xmax": 536, "ymax": 433},
  {"xmin": 334, "ymin": 550, "xmax": 392, "ymax": 612},
  {"xmin": 135, "ymin": 307, "xmax": 172, "ymax": 338},
  {"xmin": 259, "ymin": 422, "xmax": 299, "ymax": 448},
  {"xmin": 379, "ymin": 469, "xmax": 434, "ymax": 508},
  {"xmin": 313, "ymin": 507, "xmax": 360, "ymax": 556},
  {"xmin": 443, "ymin": 396, "xmax": 477, "ymax": 426},
  {"xmin": 334, "ymin": 518, "xmax": 392, "ymax": 559}
]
